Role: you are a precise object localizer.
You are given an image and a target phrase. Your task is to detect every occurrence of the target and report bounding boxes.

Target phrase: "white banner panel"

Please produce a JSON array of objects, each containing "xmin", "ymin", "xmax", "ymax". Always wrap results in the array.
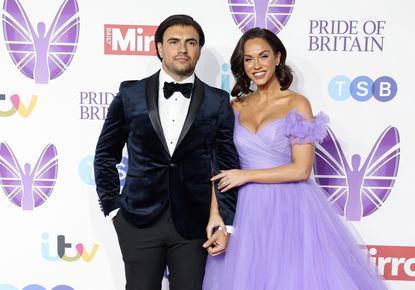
[{"xmin": 0, "ymin": 0, "xmax": 414, "ymax": 289}]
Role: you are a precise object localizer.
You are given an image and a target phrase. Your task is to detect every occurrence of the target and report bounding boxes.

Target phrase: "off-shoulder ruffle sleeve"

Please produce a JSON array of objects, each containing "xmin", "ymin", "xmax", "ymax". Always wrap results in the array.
[{"xmin": 284, "ymin": 110, "xmax": 329, "ymax": 144}]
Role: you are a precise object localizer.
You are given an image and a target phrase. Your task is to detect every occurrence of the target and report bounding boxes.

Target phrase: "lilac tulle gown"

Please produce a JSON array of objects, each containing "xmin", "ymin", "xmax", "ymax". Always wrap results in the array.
[{"xmin": 203, "ymin": 110, "xmax": 387, "ymax": 290}]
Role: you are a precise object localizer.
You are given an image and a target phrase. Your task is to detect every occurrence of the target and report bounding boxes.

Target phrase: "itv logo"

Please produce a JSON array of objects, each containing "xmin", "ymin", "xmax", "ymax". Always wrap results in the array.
[
  {"xmin": 0, "ymin": 93, "xmax": 38, "ymax": 117},
  {"xmin": 41, "ymin": 232, "xmax": 98, "ymax": 262}
]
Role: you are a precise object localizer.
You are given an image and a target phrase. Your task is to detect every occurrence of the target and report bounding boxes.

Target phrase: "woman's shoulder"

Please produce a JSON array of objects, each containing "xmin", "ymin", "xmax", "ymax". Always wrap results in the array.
[
  {"xmin": 283, "ymin": 93, "xmax": 329, "ymax": 144},
  {"xmin": 230, "ymin": 95, "xmax": 249, "ymax": 112},
  {"xmin": 284, "ymin": 91, "xmax": 309, "ymax": 105},
  {"xmin": 285, "ymin": 92, "xmax": 313, "ymax": 120}
]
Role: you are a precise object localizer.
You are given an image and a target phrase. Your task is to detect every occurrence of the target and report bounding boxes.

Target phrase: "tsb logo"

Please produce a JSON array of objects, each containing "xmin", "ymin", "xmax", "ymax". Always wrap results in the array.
[
  {"xmin": 328, "ymin": 75, "xmax": 397, "ymax": 102},
  {"xmin": 79, "ymin": 155, "xmax": 128, "ymax": 186}
]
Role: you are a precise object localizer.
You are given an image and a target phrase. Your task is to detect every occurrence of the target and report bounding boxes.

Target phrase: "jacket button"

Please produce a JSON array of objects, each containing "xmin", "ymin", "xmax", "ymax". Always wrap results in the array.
[{"xmin": 169, "ymin": 163, "xmax": 176, "ymax": 167}]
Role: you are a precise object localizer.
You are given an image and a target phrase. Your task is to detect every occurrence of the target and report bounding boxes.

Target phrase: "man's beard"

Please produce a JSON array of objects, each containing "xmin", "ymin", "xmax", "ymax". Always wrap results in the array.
[{"xmin": 173, "ymin": 65, "xmax": 195, "ymax": 77}]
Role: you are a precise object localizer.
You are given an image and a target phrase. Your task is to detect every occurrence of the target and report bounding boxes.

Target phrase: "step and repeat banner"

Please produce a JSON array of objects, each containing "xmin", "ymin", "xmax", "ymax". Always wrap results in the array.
[{"xmin": 0, "ymin": 0, "xmax": 414, "ymax": 289}]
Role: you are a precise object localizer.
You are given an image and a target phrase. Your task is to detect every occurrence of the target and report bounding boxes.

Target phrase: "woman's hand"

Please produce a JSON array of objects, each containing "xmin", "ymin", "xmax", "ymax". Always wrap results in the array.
[{"xmin": 211, "ymin": 169, "xmax": 249, "ymax": 192}]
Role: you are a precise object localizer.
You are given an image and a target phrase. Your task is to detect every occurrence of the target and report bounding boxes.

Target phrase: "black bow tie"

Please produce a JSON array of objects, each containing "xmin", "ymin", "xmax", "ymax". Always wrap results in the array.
[{"xmin": 163, "ymin": 82, "xmax": 193, "ymax": 99}]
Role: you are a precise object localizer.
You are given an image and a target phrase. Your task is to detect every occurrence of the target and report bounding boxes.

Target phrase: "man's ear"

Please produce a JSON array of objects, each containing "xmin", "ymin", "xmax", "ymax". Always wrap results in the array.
[{"xmin": 157, "ymin": 42, "xmax": 163, "ymax": 59}]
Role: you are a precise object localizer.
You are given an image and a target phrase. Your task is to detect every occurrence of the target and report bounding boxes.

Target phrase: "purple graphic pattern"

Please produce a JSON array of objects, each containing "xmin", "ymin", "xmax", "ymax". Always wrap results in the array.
[
  {"xmin": 313, "ymin": 127, "xmax": 400, "ymax": 221},
  {"xmin": 0, "ymin": 143, "xmax": 58, "ymax": 210},
  {"xmin": 228, "ymin": 0, "xmax": 295, "ymax": 34},
  {"xmin": 2, "ymin": 0, "xmax": 80, "ymax": 84}
]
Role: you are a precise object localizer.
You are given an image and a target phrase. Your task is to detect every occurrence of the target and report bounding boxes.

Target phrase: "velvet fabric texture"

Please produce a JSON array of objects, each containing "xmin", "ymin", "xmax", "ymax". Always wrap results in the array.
[{"xmin": 94, "ymin": 71, "xmax": 240, "ymax": 239}]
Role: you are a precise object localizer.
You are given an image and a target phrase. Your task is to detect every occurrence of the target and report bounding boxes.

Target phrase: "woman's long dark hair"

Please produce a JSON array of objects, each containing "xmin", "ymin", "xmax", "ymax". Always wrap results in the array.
[{"xmin": 230, "ymin": 28, "xmax": 293, "ymax": 98}]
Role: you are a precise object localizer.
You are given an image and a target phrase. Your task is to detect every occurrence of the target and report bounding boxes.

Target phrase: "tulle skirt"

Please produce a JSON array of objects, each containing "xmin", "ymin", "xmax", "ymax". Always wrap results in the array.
[{"xmin": 203, "ymin": 180, "xmax": 388, "ymax": 290}]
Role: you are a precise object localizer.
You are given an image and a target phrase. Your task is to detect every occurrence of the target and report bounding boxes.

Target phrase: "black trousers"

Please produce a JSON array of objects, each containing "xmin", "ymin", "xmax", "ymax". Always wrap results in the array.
[{"xmin": 113, "ymin": 206, "xmax": 207, "ymax": 290}]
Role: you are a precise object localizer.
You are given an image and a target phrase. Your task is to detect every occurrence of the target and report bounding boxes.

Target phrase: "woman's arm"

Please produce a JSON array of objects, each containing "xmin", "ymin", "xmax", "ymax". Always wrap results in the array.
[{"xmin": 214, "ymin": 95, "xmax": 316, "ymax": 191}]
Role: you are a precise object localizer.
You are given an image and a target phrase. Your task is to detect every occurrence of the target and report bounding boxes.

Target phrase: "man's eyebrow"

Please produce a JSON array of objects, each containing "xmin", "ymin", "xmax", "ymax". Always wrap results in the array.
[
  {"xmin": 165, "ymin": 37, "xmax": 198, "ymax": 43},
  {"xmin": 185, "ymin": 37, "xmax": 198, "ymax": 43},
  {"xmin": 166, "ymin": 37, "xmax": 180, "ymax": 41}
]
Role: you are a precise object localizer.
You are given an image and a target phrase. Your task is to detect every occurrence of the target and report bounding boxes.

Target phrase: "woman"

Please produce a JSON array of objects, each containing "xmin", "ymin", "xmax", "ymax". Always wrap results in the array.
[{"xmin": 203, "ymin": 28, "xmax": 388, "ymax": 290}]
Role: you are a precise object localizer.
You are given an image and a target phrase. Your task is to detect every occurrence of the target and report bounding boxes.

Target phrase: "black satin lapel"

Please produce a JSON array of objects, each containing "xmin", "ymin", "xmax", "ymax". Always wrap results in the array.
[
  {"xmin": 175, "ymin": 76, "xmax": 205, "ymax": 149},
  {"xmin": 145, "ymin": 71, "xmax": 170, "ymax": 155}
]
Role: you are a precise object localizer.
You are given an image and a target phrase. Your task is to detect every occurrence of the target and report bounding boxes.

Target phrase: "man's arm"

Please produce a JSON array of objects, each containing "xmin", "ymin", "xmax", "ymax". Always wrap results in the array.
[
  {"xmin": 93, "ymin": 84, "xmax": 128, "ymax": 216},
  {"xmin": 212, "ymin": 93, "xmax": 240, "ymax": 225},
  {"xmin": 203, "ymin": 183, "xmax": 233, "ymax": 256}
]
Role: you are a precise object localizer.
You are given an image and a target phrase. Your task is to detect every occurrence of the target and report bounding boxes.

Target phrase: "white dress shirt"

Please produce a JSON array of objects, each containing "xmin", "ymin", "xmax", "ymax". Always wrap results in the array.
[{"xmin": 158, "ymin": 68, "xmax": 194, "ymax": 155}]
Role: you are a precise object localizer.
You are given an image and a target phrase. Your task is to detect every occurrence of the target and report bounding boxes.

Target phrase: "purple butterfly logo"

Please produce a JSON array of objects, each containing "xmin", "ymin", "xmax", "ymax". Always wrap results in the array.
[
  {"xmin": 314, "ymin": 127, "xmax": 400, "ymax": 221},
  {"xmin": 0, "ymin": 142, "xmax": 58, "ymax": 210},
  {"xmin": 2, "ymin": 0, "xmax": 80, "ymax": 84},
  {"xmin": 228, "ymin": 0, "xmax": 295, "ymax": 34}
]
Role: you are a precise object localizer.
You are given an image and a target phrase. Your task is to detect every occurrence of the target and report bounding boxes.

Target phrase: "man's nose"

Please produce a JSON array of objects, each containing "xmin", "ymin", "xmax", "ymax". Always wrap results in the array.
[{"xmin": 178, "ymin": 41, "xmax": 188, "ymax": 53}]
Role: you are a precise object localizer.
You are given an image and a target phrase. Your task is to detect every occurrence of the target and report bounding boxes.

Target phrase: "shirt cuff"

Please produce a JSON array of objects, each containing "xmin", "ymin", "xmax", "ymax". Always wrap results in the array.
[
  {"xmin": 108, "ymin": 208, "xmax": 120, "ymax": 220},
  {"xmin": 225, "ymin": 225, "xmax": 234, "ymax": 235}
]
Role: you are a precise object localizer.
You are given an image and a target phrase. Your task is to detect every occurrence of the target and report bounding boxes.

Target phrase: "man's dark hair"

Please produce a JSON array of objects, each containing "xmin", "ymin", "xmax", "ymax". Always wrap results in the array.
[{"xmin": 154, "ymin": 14, "xmax": 205, "ymax": 61}]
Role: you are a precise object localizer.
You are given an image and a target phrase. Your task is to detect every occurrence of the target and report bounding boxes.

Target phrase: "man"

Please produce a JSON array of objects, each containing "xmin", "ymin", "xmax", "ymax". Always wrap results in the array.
[{"xmin": 94, "ymin": 14, "xmax": 239, "ymax": 290}]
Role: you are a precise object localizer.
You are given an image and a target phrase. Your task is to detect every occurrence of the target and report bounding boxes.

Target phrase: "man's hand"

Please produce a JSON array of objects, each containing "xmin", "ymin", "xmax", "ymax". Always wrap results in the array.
[
  {"xmin": 206, "ymin": 214, "xmax": 227, "ymax": 239},
  {"xmin": 202, "ymin": 229, "xmax": 229, "ymax": 256}
]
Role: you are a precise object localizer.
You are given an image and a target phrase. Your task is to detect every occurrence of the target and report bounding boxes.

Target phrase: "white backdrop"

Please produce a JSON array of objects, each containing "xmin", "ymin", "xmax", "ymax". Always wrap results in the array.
[{"xmin": 0, "ymin": 0, "xmax": 414, "ymax": 289}]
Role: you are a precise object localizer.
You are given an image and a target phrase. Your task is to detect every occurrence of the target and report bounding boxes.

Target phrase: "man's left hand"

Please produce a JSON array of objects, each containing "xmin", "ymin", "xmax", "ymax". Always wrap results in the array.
[{"xmin": 202, "ymin": 229, "xmax": 229, "ymax": 256}]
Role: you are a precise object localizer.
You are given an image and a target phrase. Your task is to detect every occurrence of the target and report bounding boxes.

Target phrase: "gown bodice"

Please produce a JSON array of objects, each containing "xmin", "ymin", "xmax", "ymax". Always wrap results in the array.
[{"xmin": 233, "ymin": 110, "xmax": 329, "ymax": 170}]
